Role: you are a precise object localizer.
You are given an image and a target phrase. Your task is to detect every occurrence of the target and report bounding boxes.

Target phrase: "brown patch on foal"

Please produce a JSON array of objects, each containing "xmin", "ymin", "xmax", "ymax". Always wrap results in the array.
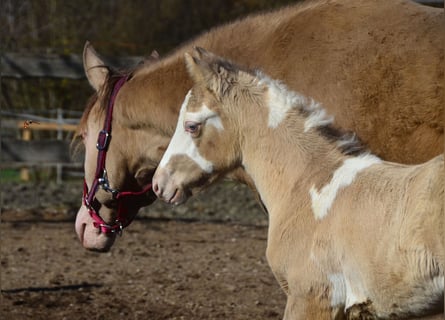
[{"xmin": 346, "ymin": 300, "xmax": 377, "ymax": 320}]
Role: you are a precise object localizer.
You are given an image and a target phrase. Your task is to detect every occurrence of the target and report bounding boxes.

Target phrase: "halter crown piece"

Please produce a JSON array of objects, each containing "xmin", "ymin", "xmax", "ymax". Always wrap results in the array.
[{"xmin": 83, "ymin": 75, "xmax": 152, "ymax": 235}]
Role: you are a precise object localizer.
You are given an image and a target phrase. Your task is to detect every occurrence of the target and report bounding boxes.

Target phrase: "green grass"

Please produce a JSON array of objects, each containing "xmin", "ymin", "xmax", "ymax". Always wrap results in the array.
[{"xmin": 0, "ymin": 169, "xmax": 21, "ymax": 182}]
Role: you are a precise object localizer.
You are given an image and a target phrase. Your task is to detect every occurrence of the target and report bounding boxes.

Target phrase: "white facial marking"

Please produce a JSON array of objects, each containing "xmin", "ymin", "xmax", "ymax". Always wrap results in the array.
[
  {"xmin": 310, "ymin": 154, "xmax": 381, "ymax": 220},
  {"xmin": 186, "ymin": 103, "xmax": 224, "ymax": 132},
  {"xmin": 160, "ymin": 91, "xmax": 214, "ymax": 173},
  {"xmin": 258, "ymin": 74, "xmax": 305, "ymax": 128},
  {"xmin": 329, "ymin": 273, "xmax": 346, "ymax": 307}
]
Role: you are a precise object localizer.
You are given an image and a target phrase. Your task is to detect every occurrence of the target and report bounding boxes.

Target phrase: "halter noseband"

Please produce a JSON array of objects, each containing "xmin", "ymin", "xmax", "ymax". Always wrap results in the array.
[{"xmin": 83, "ymin": 75, "xmax": 152, "ymax": 235}]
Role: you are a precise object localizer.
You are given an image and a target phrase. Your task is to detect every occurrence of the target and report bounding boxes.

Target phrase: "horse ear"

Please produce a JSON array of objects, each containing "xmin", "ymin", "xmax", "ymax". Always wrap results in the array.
[
  {"xmin": 83, "ymin": 41, "xmax": 109, "ymax": 91},
  {"xmin": 150, "ymin": 50, "xmax": 160, "ymax": 59},
  {"xmin": 185, "ymin": 52, "xmax": 200, "ymax": 83},
  {"xmin": 185, "ymin": 47, "xmax": 232, "ymax": 94},
  {"xmin": 184, "ymin": 50, "xmax": 212, "ymax": 85}
]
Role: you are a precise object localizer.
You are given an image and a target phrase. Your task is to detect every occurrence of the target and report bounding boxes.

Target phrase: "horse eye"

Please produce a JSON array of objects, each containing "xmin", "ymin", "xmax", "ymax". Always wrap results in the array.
[{"xmin": 184, "ymin": 121, "xmax": 201, "ymax": 136}]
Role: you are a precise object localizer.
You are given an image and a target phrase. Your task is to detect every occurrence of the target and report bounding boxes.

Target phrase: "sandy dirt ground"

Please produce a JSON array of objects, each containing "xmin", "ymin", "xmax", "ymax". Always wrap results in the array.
[{"xmin": 0, "ymin": 181, "xmax": 286, "ymax": 320}]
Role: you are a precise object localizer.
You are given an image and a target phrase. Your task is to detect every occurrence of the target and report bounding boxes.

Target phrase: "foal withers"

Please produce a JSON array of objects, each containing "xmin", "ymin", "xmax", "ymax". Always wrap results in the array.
[{"xmin": 152, "ymin": 48, "xmax": 444, "ymax": 319}]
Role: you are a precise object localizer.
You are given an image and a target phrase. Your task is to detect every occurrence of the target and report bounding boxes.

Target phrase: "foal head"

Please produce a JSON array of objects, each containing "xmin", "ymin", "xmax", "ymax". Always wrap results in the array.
[{"xmin": 153, "ymin": 47, "xmax": 265, "ymax": 204}]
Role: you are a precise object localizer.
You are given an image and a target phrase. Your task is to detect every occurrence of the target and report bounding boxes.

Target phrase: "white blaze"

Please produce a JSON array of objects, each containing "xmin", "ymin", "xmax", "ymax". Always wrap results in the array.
[
  {"xmin": 186, "ymin": 103, "xmax": 224, "ymax": 132},
  {"xmin": 159, "ymin": 91, "xmax": 223, "ymax": 173}
]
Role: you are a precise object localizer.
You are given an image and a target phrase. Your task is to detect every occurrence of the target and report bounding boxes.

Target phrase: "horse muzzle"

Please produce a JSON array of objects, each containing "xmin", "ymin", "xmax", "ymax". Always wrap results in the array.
[
  {"xmin": 152, "ymin": 169, "xmax": 189, "ymax": 205},
  {"xmin": 75, "ymin": 205, "xmax": 117, "ymax": 252}
]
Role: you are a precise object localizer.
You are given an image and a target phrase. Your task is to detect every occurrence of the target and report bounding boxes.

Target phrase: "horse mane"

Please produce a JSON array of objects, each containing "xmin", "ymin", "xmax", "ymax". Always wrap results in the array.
[
  {"xmin": 254, "ymin": 70, "xmax": 367, "ymax": 157},
  {"xmin": 195, "ymin": 55, "xmax": 366, "ymax": 158},
  {"xmin": 317, "ymin": 125, "xmax": 365, "ymax": 156}
]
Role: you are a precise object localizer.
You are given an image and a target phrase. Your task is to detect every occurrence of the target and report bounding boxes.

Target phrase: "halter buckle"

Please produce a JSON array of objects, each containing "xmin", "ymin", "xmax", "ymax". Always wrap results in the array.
[
  {"xmin": 99, "ymin": 221, "xmax": 123, "ymax": 236},
  {"xmin": 115, "ymin": 221, "xmax": 123, "ymax": 236},
  {"xmin": 92, "ymin": 218, "xmax": 123, "ymax": 236},
  {"xmin": 98, "ymin": 169, "xmax": 120, "ymax": 199},
  {"xmin": 96, "ymin": 130, "xmax": 110, "ymax": 151}
]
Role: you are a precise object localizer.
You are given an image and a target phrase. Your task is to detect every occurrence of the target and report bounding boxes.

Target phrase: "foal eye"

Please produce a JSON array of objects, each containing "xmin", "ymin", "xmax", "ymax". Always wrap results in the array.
[{"xmin": 184, "ymin": 121, "xmax": 201, "ymax": 136}]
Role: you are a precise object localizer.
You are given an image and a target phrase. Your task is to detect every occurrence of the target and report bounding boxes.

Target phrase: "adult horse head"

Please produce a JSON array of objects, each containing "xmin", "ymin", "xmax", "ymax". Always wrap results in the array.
[
  {"xmin": 74, "ymin": 43, "xmax": 175, "ymax": 251},
  {"xmin": 74, "ymin": 0, "xmax": 443, "ymax": 251}
]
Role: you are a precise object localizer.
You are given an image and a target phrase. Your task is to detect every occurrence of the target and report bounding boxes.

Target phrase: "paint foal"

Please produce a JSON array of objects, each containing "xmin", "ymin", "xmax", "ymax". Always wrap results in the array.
[
  {"xmin": 153, "ymin": 48, "xmax": 444, "ymax": 319},
  {"xmin": 75, "ymin": 0, "xmax": 443, "ymax": 252}
]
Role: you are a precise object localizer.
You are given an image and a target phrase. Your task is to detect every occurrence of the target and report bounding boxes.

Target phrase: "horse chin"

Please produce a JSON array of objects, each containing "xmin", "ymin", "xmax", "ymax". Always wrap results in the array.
[{"xmin": 75, "ymin": 206, "xmax": 117, "ymax": 252}]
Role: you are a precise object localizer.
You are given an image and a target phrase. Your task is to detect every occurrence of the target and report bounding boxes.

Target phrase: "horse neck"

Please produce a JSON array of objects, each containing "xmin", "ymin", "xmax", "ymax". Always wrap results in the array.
[
  {"xmin": 115, "ymin": 57, "xmax": 190, "ymax": 136},
  {"xmin": 236, "ymin": 91, "xmax": 349, "ymax": 218},
  {"xmin": 115, "ymin": 6, "xmax": 300, "ymax": 133}
]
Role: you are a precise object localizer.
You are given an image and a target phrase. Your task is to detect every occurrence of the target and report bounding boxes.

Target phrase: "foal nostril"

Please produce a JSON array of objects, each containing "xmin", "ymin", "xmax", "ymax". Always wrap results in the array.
[{"xmin": 153, "ymin": 181, "xmax": 161, "ymax": 196}]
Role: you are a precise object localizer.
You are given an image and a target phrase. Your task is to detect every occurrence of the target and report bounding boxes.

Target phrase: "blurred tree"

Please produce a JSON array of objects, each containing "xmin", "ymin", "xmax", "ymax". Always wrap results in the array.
[{"xmin": 0, "ymin": 0, "xmax": 298, "ymax": 112}]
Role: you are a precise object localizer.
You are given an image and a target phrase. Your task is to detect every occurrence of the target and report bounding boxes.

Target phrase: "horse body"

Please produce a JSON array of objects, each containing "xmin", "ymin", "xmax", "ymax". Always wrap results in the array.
[
  {"xmin": 129, "ymin": 0, "xmax": 443, "ymax": 163},
  {"xmin": 152, "ymin": 48, "xmax": 444, "ymax": 318},
  {"xmin": 76, "ymin": 0, "xmax": 443, "ymax": 250},
  {"xmin": 266, "ymin": 156, "xmax": 443, "ymax": 318}
]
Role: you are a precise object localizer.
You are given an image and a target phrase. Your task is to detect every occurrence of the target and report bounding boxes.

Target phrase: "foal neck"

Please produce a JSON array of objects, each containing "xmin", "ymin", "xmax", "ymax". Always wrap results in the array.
[
  {"xmin": 237, "ymin": 75, "xmax": 374, "ymax": 214},
  {"xmin": 242, "ymin": 74, "xmax": 355, "ymax": 163}
]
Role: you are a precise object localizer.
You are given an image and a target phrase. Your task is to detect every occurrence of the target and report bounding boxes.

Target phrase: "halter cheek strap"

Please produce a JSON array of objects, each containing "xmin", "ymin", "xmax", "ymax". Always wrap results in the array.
[{"xmin": 83, "ymin": 75, "xmax": 152, "ymax": 235}]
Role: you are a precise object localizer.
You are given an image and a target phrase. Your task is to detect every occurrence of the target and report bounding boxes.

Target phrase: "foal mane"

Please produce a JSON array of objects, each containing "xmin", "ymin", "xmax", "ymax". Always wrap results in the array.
[
  {"xmin": 200, "ymin": 55, "xmax": 366, "ymax": 158},
  {"xmin": 254, "ymin": 70, "xmax": 366, "ymax": 157},
  {"xmin": 318, "ymin": 125, "xmax": 365, "ymax": 156}
]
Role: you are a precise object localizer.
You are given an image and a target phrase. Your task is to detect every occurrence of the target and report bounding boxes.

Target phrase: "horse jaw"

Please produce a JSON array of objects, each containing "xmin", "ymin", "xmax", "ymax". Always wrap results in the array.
[{"xmin": 75, "ymin": 205, "xmax": 116, "ymax": 252}]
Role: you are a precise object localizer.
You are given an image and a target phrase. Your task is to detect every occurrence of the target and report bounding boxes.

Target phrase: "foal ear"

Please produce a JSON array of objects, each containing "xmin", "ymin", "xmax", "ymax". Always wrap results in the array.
[
  {"xmin": 83, "ymin": 41, "xmax": 109, "ymax": 92},
  {"xmin": 185, "ymin": 48, "xmax": 233, "ymax": 94},
  {"xmin": 184, "ymin": 51, "xmax": 213, "ymax": 85}
]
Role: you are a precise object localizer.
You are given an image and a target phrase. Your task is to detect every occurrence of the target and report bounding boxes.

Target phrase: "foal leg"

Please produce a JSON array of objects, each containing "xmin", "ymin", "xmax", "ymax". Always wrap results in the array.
[
  {"xmin": 346, "ymin": 303, "xmax": 443, "ymax": 320},
  {"xmin": 345, "ymin": 301, "xmax": 377, "ymax": 320},
  {"xmin": 283, "ymin": 294, "xmax": 342, "ymax": 320}
]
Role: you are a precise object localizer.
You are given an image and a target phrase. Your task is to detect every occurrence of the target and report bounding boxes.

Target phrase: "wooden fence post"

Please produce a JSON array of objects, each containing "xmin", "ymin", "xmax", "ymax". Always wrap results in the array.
[{"xmin": 20, "ymin": 128, "xmax": 32, "ymax": 181}]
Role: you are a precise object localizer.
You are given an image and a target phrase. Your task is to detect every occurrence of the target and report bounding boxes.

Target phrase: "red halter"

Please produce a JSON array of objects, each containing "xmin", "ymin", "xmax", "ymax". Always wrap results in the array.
[{"xmin": 83, "ymin": 75, "xmax": 152, "ymax": 235}]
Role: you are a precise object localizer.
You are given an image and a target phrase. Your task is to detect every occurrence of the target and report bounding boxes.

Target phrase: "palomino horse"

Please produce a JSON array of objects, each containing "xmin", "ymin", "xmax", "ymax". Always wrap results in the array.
[
  {"xmin": 152, "ymin": 48, "xmax": 444, "ymax": 319},
  {"xmin": 74, "ymin": 0, "xmax": 443, "ymax": 251}
]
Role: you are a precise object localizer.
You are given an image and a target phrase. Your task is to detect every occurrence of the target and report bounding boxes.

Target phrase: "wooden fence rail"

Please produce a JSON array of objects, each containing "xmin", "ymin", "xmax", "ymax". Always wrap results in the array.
[
  {"xmin": 1, "ymin": 110, "xmax": 83, "ymax": 184},
  {"xmin": 1, "ymin": 0, "xmax": 442, "ymax": 182},
  {"xmin": 1, "ymin": 139, "xmax": 80, "ymax": 163}
]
